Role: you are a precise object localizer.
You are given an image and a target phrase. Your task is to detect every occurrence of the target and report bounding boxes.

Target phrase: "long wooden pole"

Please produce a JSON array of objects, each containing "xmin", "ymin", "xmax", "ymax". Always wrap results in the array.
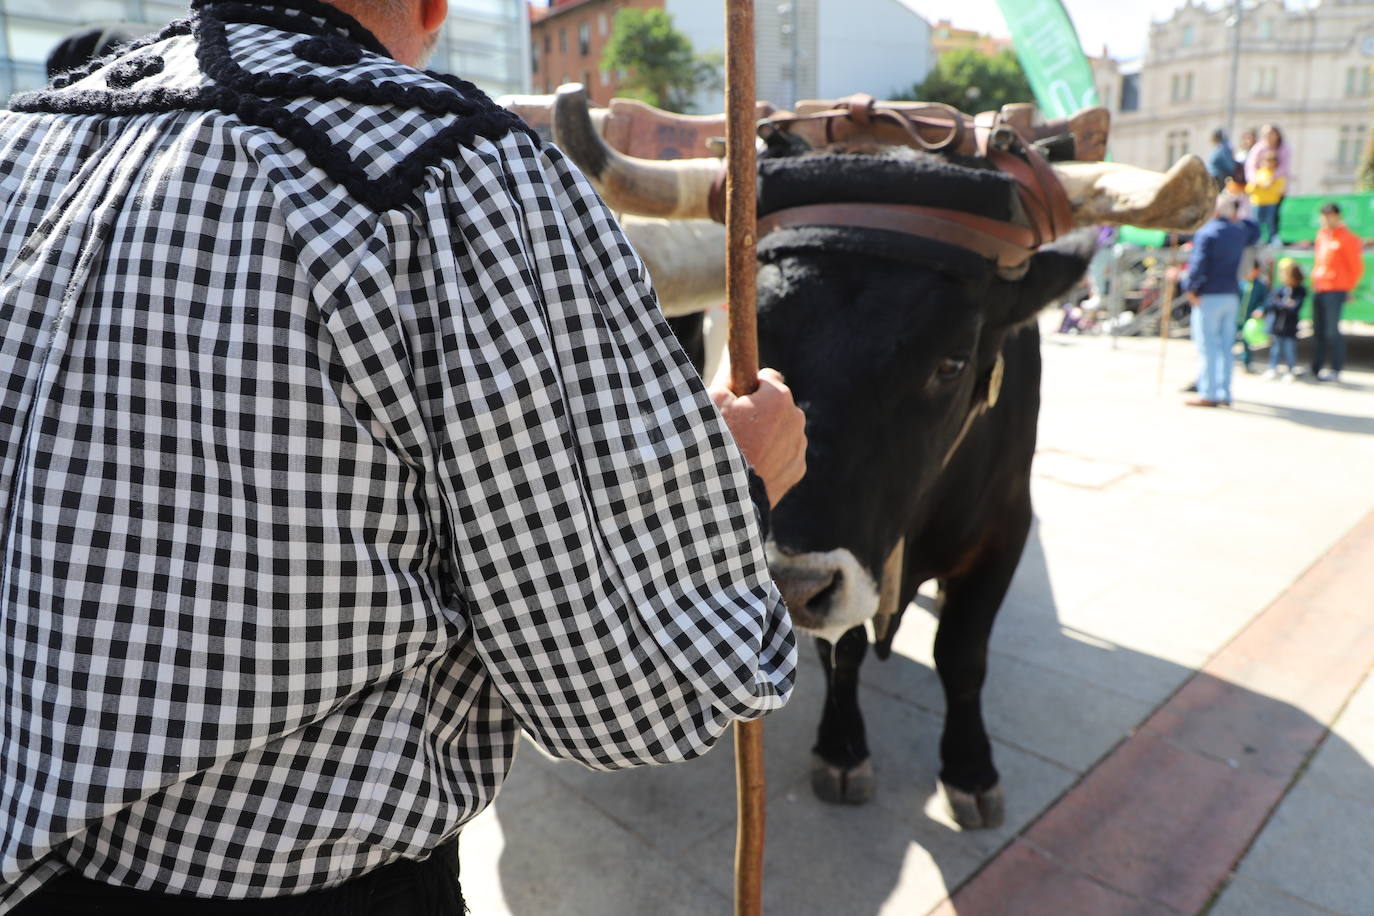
[
  {"xmin": 1156, "ymin": 238, "xmax": 1179, "ymax": 396},
  {"xmin": 724, "ymin": 2, "xmax": 764, "ymax": 916}
]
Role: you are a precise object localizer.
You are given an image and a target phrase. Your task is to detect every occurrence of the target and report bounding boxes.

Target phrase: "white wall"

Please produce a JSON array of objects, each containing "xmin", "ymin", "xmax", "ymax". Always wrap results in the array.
[
  {"xmin": 817, "ymin": 0, "xmax": 932, "ymax": 101},
  {"xmin": 667, "ymin": 0, "xmax": 932, "ymax": 112}
]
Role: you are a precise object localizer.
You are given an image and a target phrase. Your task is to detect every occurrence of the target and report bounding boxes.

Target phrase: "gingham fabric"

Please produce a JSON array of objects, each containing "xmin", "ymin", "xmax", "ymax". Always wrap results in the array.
[{"xmin": 0, "ymin": 2, "xmax": 795, "ymax": 909}]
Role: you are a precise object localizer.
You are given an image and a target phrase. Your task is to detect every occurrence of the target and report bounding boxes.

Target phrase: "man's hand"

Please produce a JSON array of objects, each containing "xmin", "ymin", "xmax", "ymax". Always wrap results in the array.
[
  {"xmin": 1187, "ymin": 291, "xmax": 1200, "ymax": 307},
  {"xmin": 709, "ymin": 368, "xmax": 807, "ymax": 508}
]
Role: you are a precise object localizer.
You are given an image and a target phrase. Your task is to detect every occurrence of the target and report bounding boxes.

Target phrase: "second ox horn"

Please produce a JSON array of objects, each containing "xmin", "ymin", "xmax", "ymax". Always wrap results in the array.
[{"xmin": 552, "ymin": 83, "xmax": 719, "ymax": 221}]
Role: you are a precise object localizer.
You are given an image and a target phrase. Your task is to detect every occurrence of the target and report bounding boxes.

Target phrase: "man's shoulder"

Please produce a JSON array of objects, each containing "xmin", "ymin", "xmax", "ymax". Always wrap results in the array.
[{"xmin": 11, "ymin": 0, "xmax": 538, "ymax": 212}]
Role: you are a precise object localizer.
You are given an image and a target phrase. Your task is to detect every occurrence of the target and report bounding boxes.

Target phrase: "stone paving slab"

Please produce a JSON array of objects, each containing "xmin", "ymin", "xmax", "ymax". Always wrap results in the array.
[
  {"xmin": 459, "ymin": 327, "xmax": 1374, "ymax": 915},
  {"xmin": 1207, "ymin": 876, "xmax": 1340, "ymax": 916},
  {"xmin": 1231, "ymin": 778, "xmax": 1374, "ymax": 916}
]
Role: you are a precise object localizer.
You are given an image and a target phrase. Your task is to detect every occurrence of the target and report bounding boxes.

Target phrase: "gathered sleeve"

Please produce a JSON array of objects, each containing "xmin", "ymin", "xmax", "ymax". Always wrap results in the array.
[{"xmin": 411, "ymin": 134, "xmax": 796, "ymax": 770}]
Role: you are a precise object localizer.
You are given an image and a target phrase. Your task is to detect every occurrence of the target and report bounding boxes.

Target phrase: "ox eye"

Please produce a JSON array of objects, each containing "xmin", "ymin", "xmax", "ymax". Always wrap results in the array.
[{"xmin": 936, "ymin": 356, "xmax": 969, "ymax": 382}]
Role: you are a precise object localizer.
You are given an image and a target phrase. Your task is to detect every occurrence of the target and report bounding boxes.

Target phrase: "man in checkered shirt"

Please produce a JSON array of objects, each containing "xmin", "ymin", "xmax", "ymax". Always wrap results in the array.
[{"xmin": 0, "ymin": 0, "xmax": 804, "ymax": 911}]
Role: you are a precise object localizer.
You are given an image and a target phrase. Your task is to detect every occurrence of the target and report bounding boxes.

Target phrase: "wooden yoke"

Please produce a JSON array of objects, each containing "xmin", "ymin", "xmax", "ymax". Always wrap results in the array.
[{"xmin": 725, "ymin": 2, "xmax": 764, "ymax": 916}]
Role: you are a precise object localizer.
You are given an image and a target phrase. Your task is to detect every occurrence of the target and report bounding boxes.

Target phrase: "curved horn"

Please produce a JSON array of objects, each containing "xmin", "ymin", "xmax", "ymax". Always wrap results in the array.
[
  {"xmin": 621, "ymin": 217, "xmax": 728, "ymax": 317},
  {"xmin": 552, "ymin": 83, "xmax": 720, "ymax": 220},
  {"xmin": 1052, "ymin": 155, "xmax": 1214, "ymax": 233}
]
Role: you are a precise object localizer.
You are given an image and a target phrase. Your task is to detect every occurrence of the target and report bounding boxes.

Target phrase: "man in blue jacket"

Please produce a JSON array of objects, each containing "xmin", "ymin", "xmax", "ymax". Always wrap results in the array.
[
  {"xmin": 1207, "ymin": 128, "xmax": 1236, "ymax": 190},
  {"xmin": 1180, "ymin": 197, "xmax": 1261, "ymax": 406}
]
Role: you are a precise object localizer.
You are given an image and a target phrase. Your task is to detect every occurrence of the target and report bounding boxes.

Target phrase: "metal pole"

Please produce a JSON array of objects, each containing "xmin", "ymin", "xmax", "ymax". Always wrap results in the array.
[
  {"xmin": 1225, "ymin": 0, "xmax": 1243, "ymax": 144},
  {"xmin": 725, "ymin": 3, "xmax": 765, "ymax": 916}
]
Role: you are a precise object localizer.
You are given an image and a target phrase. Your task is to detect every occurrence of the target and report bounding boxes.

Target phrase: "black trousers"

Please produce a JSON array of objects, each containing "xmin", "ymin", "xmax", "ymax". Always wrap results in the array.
[{"xmin": 13, "ymin": 839, "xmax": 464, "ymax": 916}]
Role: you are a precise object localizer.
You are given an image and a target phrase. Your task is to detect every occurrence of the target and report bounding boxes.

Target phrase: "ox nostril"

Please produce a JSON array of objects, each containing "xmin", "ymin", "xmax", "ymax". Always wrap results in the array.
[{"xmin": 777, "ymin": 568, "xmax": 841, "ymax": 617}]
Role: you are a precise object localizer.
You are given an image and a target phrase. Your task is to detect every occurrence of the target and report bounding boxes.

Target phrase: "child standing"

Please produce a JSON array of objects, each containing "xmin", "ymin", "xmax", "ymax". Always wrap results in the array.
[
  {"xmin": 1262, "ymin": 260, "xmax": 1305, "ymax": 380},
  {"xmin": 1246, "ymin": 150, "xmax": 1287, "ymax": 244},
  {"xmin": 1240, "ymin": 258, "xmax": 1271, "ymax": 372}
]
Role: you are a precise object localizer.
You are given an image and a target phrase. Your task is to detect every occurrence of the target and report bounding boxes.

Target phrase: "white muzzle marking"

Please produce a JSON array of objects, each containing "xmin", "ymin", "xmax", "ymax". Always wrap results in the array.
[{"xmin": 766, "ymin": 544, "xmax": 880, "ymax": 644}]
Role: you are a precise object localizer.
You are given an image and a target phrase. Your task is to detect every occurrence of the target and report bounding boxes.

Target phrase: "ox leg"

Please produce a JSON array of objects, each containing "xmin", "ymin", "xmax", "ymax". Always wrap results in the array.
[
  {"xmin": 810, "ymin": 625, "xmax": 873, "ymax": 804},
  {"xmin": 933, "ymin": 516, "xmax": 1029, "ymax": 830}
]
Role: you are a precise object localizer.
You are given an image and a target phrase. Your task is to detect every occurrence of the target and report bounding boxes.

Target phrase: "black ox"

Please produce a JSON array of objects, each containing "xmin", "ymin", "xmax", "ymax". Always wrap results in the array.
[{"xmin": 551, "ymin": 87, "xmax": 1211, "ymax": 828}]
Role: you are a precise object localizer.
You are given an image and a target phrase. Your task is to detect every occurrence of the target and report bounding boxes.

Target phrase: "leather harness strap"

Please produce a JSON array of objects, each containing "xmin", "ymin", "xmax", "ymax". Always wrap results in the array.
[
  {"xmin": 757, "ymin": 202, "xmax": 1039, "ymax": 269},
  {"xmin": 744, "ymin": 96, "xmax": 1076, "ymax": 269}
]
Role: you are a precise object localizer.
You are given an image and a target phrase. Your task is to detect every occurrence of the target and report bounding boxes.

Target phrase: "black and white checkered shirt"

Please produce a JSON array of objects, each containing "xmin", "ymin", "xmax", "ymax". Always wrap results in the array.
[{"xmin": 0, "ymin": 1, "xmax": 794, "ymax": 908}]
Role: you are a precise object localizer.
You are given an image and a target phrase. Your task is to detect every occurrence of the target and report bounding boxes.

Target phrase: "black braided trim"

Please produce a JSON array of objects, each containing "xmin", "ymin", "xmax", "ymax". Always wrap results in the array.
[
  {"xmin": 9, "ymin": 0, "xmax": 540, "ymax": 213},
  {"xmin": 47, "ymin": 19, "xmax": 193, "ymax": 89},
  {"xmin": 106, "ymin": 54, "xmax": 166, "ymax": 89}
]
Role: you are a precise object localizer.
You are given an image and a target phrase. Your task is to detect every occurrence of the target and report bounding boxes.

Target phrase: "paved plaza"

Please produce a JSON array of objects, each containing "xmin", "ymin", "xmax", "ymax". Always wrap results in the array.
[{"xmin": 459, "ymin": 319, "xmax": 1374, "ymax": 915}]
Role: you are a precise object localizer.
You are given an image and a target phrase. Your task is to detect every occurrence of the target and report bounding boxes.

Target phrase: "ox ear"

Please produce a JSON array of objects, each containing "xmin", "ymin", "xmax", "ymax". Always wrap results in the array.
[{"xmin": 989, "ymin": 228, "xmax": 1097, "ymax": 329}]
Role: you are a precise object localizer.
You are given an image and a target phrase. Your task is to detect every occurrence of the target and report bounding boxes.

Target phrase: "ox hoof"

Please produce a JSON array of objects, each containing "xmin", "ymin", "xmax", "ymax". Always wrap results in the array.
[
  {"xmin": 810, "ymin": 754, "xmax": 873, "ymax": 805},
  {"xmin": 940, "ymin": 781, "xmax": 1005, "ymax": 830}
]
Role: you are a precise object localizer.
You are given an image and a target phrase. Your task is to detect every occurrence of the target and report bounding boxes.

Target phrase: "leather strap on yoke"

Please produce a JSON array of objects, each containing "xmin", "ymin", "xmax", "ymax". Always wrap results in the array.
[
  {"xmin": 758, "ymin": 203, "xmax": 1039, "ymax": 269},
  {"xmin": 746, "ymin": 97, "xmax": 1076, "ymax": 266}
]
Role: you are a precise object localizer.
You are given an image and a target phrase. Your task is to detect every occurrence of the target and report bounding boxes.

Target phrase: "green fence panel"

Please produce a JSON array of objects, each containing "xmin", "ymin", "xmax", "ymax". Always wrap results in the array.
[{"xmin": 1277, "ymin": 192, "xmax": 1374, "ymax": 244}]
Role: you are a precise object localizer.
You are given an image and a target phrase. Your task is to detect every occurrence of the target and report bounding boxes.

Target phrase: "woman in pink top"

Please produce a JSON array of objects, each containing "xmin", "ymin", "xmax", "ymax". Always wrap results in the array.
[{"xmin": 1245, "ymin": 125, "xmax": 1292, "ymax": 182}]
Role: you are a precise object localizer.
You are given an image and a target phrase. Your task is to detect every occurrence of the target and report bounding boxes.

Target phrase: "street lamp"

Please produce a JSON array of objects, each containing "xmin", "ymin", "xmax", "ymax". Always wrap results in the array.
[{"xmin": 1225, "ymin": 0, "xmax": 1242, "ymax": 144}]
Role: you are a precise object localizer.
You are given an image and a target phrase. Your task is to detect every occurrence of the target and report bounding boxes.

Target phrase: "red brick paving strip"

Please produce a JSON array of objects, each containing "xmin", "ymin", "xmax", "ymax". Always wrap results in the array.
[{"xmin": 932, "ymin": 508, "xmax": 1374, "ymax": 915}]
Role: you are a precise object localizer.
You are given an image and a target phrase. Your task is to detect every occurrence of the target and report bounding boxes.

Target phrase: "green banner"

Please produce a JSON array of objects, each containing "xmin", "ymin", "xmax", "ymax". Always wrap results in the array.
[{"xmin": 995, "ymin": 0, "xmax": 1099, "ymax": 119}]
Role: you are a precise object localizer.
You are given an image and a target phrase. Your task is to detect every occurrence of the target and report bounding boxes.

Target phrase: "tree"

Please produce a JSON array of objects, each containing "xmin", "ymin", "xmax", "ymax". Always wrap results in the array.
[
  {"xmin": 892, "ymin": 48, "xmax": 1033, "ymax": 115},
  {"xmin": 600, "ymin": 9, "xmax": 722, "ymax": 113}
]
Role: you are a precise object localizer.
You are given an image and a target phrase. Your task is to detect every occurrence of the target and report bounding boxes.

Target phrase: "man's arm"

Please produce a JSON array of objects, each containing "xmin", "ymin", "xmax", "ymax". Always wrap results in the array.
[
  {"xmin": 1181, "ymin": 230, "xmax": 1211, "ymax": 295},
  {"xmin": 431, "ymin": 135, "xmax": 798, "ymax": 770},
  {"xmin": 1344, "ymin": 229, "xmax": 1365, "ymax": 289}
]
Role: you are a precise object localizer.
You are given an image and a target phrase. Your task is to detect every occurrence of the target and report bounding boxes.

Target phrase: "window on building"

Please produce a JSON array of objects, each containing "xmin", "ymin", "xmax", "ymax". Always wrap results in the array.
[
  {"xmin": 560, "ymin": 28, "xmax": 567, "ymax": 53},
  {"xmin": 599, "ymin": 13, "xmax": 609, "ymax": 37},
  {"xmin": 1165, "ymin": 129, "xmax": 1191, "ymax": 169},
  {"xmin": 1252, "ymin": 66, "xmax": 1278, "ymax": 98},
  {"xmin": 1120, "ymin": 73, "xmax": 1140, "ymax": 112},
  {"xmin": 1259, "ymin": 19, "xmax": 1274, "ymax": 40},
  {"xmin": 1339, "ymin": 125, "xmax": 1368, "ymax": 168},
  {"xmin": 544, "ymin": 34, "xmax": 551, "ymax": 55},
  {"xmin": 583, "ymin": 69, "xmax": 592, "ymax": 89},
  {"xmin": 579, "ymin": 22, "xmax": 591, "ymax": 56},
  {"xmin": 1170, "ymin": 72, "xmax": 1194, "ymax": 103},
  {"xmin": 532, "ymin": 40, "xmax": 540, "ymax": 74},
  {"xmin": 1346, "ymin": 65, "xmax": 1373, "ymax": 98},
  {"xmin": 600, "ymin": 69, "xmax": 610, "ymax": 87},
  {"xmin": 1182, "ymin": 25, "xmax": 1195, "ymax": 47}
]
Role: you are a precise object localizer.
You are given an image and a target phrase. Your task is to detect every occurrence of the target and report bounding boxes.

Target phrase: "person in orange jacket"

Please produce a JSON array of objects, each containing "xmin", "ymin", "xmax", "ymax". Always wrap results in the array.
[{"xmin": 1311, "ymin": 202, "xmax": 1365, "ymax": 381}]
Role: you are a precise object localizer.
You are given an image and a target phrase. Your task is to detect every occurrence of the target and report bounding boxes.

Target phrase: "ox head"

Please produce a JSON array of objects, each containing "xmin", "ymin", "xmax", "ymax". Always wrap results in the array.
[{"xmin": 552, "ymin": 86, "xmax": 1213, "ymax": 644}]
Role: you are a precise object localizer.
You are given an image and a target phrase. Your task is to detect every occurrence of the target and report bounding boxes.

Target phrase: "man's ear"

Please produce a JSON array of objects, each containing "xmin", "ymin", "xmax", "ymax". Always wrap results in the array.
[
  {"xmin": 989, "ymin": 228, "xmax": 1096, "ymax": 329},
  {"xmin": 420, "ymin": 0, "xmax": 448, "ymax": 33}
]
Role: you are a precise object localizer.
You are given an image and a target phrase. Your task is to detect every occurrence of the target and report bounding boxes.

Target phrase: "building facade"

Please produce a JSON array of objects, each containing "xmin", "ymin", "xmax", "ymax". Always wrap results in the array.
[
  {"xmin": 0, "ymin": 0, "xmax": 530, "ymax": 103},
  {"xmin": 1110, "ymin": 0, "xmax": 1374, "ymax": 194},
  {"xmin": 929, "ymin": 17, "xmax": 1013, "ymax": 60},
  {"xmin": 529, "ymin": 0, "xmax": 931, "ymax": 112}
]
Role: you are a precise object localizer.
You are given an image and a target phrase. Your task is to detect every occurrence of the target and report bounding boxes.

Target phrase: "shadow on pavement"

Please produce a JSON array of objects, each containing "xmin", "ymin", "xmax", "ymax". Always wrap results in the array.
[
  {"xmin": 474, "ymin": 519, "xmax": 1371, "ymax": 915},
  {"xmin": 1228, "ymin": 400, "xmax": 1374, "ymax": 434}
]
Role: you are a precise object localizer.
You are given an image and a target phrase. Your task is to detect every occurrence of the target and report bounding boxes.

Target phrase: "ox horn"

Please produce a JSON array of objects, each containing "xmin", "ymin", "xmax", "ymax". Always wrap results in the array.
[
  {"xmin": 1052, "ymin": 155, "xmax": 1214, "ymax": 234},
  {"xmin": 553, "ymin": 83, "xmax": 720, "ymax": 220}
]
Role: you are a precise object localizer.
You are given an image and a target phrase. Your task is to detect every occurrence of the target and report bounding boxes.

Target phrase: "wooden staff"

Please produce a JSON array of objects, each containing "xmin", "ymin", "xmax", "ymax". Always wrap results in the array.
[
  {"xmin": 724, "ymin": 2, "xmax": 764, "ymax": 915},
  {"xmin": 1155, "ymin": 236, "xmax": 1179, "ymax": 396}
]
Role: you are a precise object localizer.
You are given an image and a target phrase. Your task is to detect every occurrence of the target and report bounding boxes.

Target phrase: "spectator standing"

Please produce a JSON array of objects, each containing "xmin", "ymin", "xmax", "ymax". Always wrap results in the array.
[
  {"xmin": 1245, "ymin": 125, "xmax": 1292, "ymax": 240},
  {"xmin": 1208, "ymin": 128, "xmax": 1235, "ymax": 190},
  {"xmin": 1263, "ymin": 260, "xmax": 1306, "ymax": 380},
  {"xmin": 1180, "ymin": 197, "xmax": 1261, "ymax": 406},
  {"xmin": 1246, "ymin": 150, "xmax": 1286, "ymax": 244},
  {"xmin": 1310, "ymin": 202, "xmax": 1365, "ymax": 381},
  {"xmin": 1240, "ymin": 257, "xmax": 1272, "ymax": 373},
  {"xmin": 1234, "ymin": 127, "xmax": 1257, "ymax": 180}
]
